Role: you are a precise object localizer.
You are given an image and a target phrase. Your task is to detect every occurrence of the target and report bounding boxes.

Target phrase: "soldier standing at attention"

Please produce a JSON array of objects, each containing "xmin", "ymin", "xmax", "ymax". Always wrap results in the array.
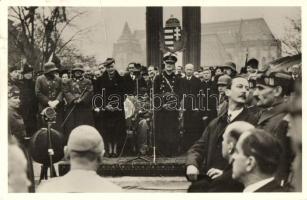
[
  {"xmin": 35, "ymin": 62, "xmax": 63, "ymax": 132},
  {"xmin": 154, "ymin": 54, "xmax": 182, "ymax": 157}
]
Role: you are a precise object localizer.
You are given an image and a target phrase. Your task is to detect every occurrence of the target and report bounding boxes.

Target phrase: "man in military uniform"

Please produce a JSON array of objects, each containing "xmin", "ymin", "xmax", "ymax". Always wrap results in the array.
[
  {"xmin": 35, "ymin": 62, "xmax": 63, "ymax": 132},
  {"xmin": 154, "ymin": 54, "xmax": 182, "ymax": 156},
  {"xmin": 222, "ymin": 62, "xmax": 237, "ymax": 78},
  {"xmin": 8, "ymin": 65, "xmax": 22, "ymax": 90},
  {"xmin": 8, "ymin": 86, "xmax": 35, "ymax": 192},
  {"xmin": 253, "ymin": 64, "xmax": 295, "ymax": 186},
  {"xmin": 62, "ymin": 63, "xmax": 94, "ymax": 143}
]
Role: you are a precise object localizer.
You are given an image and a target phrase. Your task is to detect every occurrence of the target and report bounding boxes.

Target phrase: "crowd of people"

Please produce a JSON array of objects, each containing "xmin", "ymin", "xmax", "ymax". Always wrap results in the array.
[{"xmin": 8, "ymin": 52, "xmax": 302, "ymax": 192}]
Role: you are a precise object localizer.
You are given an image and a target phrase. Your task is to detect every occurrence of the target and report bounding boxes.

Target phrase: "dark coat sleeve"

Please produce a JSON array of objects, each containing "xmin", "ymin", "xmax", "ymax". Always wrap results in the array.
[
  {"xmin": 186, "ymin": 123, "xmax": 211, "ymax": 170},
  {"xmin": 274, "ymin": 120, "xmax": 294, "ymax": 185},
  {"xmin": 56, "ymin": 78, "xmax": 63, "ymax": 102},
  {"xmin": 79, "ymin": 79, "xmax": 93, "ymax": 104},
  {"xmin": 62, "ymin": 80, "xmax": 76, "ymax": 104},
  {"xmin": 35, "ymin": 77, "xmax": 49, "ymax": 106}
]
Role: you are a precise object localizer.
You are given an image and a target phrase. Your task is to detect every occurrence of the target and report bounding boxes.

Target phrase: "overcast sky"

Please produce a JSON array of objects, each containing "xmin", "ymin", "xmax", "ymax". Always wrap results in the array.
[{"xmin": 62, "ymin": 7, "xmax": 300, "ymax": 63}]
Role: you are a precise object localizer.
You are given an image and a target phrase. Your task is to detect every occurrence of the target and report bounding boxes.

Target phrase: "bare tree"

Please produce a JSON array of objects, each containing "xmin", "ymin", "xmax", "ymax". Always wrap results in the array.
[
  {"xmin": 8, "ymin": 7, "xmax": 89, "ymax": 70},
  {"xmin": 282, "ymin": 16, "xmax": 301, "ymax": 56}
]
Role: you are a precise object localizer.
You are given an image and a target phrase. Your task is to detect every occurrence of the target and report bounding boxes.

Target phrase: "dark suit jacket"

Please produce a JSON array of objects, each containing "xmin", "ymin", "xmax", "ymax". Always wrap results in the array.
[
  {"xmin": 186, "ymin": 107, "xmax": 258, "ymax": 174},
  {"xmin": 188, "ymin": 164, "xmax": 244, "ymax": 192},
  {"xmin": 255, "ymin": 180, "xmax": 290, "ymax": 192},
  {"xmin": 123, "ymin": 73, "xmax": 147, "ymax": 95},
  {"xmin": 181, "ymin": 76, "xmax": 201, "ymax": 110}
]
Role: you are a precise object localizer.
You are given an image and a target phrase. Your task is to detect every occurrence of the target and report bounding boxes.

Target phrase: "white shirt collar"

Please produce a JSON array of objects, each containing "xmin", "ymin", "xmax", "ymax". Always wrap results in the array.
[
  {"xmin": 227, "ymin": 107, "xmax": 244, "ymax": 122},
  {"xmin": 243, "ymin": 177, "xmax": 274, "ymax": 192}
]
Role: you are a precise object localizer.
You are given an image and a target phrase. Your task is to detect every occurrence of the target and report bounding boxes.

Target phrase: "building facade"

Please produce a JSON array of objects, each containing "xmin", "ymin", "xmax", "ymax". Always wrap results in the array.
[
  {"xmin": 112, "ymin": 22, "xmax": 146, "ymax": 71},
  {"xmin": 201, "ymin": 18, "xmax": 282, "ymax": 70},
  {"xmin": 113, "ymin": 18, "xmax": 281, "ymax": 71}
]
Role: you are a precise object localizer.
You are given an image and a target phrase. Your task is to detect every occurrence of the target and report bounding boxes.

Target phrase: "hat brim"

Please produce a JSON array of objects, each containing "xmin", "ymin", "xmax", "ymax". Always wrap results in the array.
[
  {"xmin": 103, "ymin": 60, "xmax": 115, "ymax": 67},
  {"xmin": 72, "ymin": 68, "xmax": 84, "ymax": 72},
  {"xmin": 222, "ymin": 66, "xmax": 236, "ymax": 71},
  {"xmin": 44, "ymin": 67, "xmax": 59, "ymax": 74}
]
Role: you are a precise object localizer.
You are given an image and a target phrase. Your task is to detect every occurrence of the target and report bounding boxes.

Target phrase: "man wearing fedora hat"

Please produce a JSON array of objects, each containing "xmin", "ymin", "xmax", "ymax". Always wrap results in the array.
[
  {"xmin": 62, "ymin": 63, "xmax": 94, "ymax": 143},
  {"xmin": 154, "ymin": 54, "xmax": 182, "ymax": 156},
  {"xmin": 35, "ymin": 62, "xmax": 63, "ymax": 132}
]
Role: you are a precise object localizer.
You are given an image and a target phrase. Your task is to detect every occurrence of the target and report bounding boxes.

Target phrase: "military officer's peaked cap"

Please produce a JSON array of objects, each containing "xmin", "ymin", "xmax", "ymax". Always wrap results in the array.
[
  {"xmin": 72, "ymin": 63, "xmax": 84, "ymax": 72},
  {"xmin": 256, "ymin": 55, "xmax": 297, "ymax": 88},
  {"xmin": 102, "ymin": 58, "xmax": 115, "ymax": 67},
  {"xmin": 44, "ymin": 62, "xmax": 58, "ymax": 74},
  {"xmin": 67, "ymin": 125, "xmax": 104, "ymax": 155},
  {"xmin": 163, "ymin": 54, "xmax": 177, "ymax": 64}
]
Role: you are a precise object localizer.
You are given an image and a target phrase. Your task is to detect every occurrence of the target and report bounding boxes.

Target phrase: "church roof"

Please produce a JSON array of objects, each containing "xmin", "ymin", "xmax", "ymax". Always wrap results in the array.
[
  {"xmin": 202, "ymin": 18, "xmax": 276, "ymax": 45},
  {"xmin": 202, "ymin": 34, "xmax": 231, "ymax": 66},
  {"xmin": 118, "ymin": 22, "xmax": 137, "ymax": 42}
]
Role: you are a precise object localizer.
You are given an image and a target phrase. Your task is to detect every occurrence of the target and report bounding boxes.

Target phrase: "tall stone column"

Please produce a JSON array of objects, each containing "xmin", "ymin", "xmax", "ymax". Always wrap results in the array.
[
  {"xmin": 146, "ymin": 7, "xmax": 163, "ymax": 68},
  {"xmin": 182, "ymin": 7, "xmax": 201, "ymax": 69}
]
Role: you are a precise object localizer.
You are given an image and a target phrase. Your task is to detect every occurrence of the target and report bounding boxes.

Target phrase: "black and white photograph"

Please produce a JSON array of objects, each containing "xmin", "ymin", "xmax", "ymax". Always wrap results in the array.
[{"xmin": 2, "ymin": 1, "xmax": 303, "ymax": 197}]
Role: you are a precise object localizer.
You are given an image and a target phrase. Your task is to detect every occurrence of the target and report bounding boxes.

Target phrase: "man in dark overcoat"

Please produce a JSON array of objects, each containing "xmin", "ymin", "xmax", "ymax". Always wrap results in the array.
[
  {"xmin": 199, "ymin": 67, "xmax": 218, "ymax": 131},
  {"xmin": 180, "ymin": 63, "xmax": 202, "ymax": 152},
  {"xmin": 19, "ymin": 64, "xmax": 38, "ymax": 137},
  {"xmin": 154, "ymin": 54, "xmax": 182, "ymax": 157},
  {"xmin": 94, "ymin": 58, "xmax": 126, "ymax": 157},
  {"xmin": 123, "ymin": 62, "xmax": 147, "ymax": 96},
  {"xmin": 186, "ymin": 76, "xmax": 258, "ymax": 182}
]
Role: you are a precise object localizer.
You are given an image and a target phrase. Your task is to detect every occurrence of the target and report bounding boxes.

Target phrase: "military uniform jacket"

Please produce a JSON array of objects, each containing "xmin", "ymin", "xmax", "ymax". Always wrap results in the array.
[
  {"xmin": 186, "ymin": 107, "xmax": 258, "ymax": 173},
  {"xmin": 62, "ymin": 77, "xmax": 93, "ymax": 106},
  {"xmin": 35, "ymin": 75, "xmax": 62, "ymax": 109},
  {"xmin": 257, "ymin": 100, "xmax": 293, "ymax": 184},
  {"xmin": 154, "ymin": 71, "xmax": 182, "ymax": 109},
  {"xmin": 8, "ymin": 107, "xmax": 26, "ymax": 143}
]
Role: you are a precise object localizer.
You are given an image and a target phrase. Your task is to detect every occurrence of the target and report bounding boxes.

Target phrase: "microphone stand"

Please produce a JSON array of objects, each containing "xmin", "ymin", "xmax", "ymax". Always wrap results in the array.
[
  {"xmin": 47, "ymin": 121, "xmax": 56, "ymax": 178},
  {"xmin": 119, "ymin": 73, "xmax": 150, "ymax": 163},
  {"xmin": 39, "ymin": 109, "xmax": 57, "ymax": 183},
  {"xmin": 151, "ymin": 76, "xmax": 157, "ymax": 163}
]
